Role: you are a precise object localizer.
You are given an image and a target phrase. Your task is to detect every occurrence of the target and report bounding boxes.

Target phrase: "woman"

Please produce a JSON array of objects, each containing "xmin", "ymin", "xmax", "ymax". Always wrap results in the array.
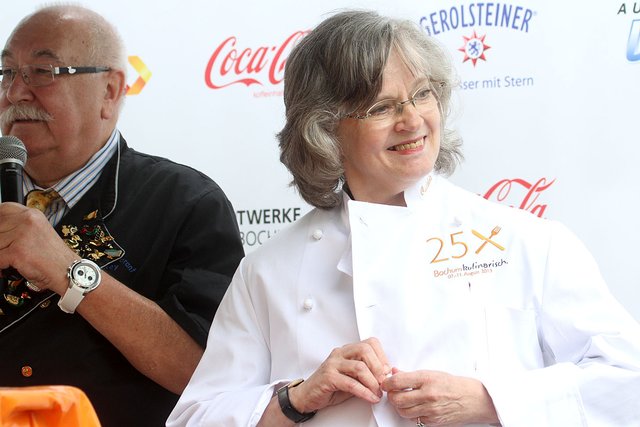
[{"xmin": 168, "ymin": 10, "xmax": 640, "ymax": 426}]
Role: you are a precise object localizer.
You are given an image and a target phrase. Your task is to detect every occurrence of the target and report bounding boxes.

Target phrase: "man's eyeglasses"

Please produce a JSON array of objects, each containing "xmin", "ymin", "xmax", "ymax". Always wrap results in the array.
[
  {"xmin": 0, "ymin": 64, "xmax": 111, "ymax": 89},
  {"xmin": 344, "ymin": 82, "xmax": 444, "ymax": 126}
]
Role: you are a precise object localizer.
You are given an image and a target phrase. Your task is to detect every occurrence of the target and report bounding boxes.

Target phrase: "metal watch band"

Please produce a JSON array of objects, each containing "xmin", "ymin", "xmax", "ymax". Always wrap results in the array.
[{"xmin": 276, "ymin": 379, "xmax": 316, "ymax": 423}]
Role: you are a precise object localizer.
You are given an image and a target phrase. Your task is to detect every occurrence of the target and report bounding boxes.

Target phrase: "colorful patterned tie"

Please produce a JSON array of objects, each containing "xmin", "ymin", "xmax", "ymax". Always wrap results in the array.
[{"xmin": 25, "ymin": 189, "xmax": 60, "ymax": 213}]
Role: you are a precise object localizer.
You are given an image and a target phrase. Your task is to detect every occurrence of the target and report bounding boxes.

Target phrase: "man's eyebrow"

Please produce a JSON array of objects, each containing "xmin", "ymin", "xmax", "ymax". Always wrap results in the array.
[
  {"xmin": 32, "ymin": 49, "xmax": 61, "ymax": 61},
  {"xmin": 0, "ymin": 48, "xmax": 62, "ymax": 63}
]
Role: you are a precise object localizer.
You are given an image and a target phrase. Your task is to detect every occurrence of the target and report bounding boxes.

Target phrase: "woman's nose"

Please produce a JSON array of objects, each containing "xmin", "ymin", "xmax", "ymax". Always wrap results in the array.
[{"xmin": 394, "ymin": 101, "xmax": 422, "ymax": 131}]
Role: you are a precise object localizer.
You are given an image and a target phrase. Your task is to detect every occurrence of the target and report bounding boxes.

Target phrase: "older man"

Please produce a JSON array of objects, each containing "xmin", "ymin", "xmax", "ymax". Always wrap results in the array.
[{"xmin": 0, "ymin": 5, "xmax": 244, "ymax": 426}]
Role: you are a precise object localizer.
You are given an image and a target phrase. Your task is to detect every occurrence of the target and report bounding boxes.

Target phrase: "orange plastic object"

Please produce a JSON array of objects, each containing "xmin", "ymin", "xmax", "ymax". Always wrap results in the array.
[{"xmin": 0, "ymin": 386, "xmax": 100, "ymax": 427}]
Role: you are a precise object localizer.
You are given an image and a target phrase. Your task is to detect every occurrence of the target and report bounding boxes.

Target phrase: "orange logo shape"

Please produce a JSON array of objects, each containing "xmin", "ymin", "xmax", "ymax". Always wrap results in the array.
[{"xmin": 126, "ymin": 56, "xmax": 152, "ymax": 95}]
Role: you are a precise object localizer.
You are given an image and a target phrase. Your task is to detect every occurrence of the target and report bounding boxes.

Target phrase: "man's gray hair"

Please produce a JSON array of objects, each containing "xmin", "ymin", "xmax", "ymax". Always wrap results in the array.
[{"xmin": 18, "ymin": 4, "xmax": 127, "ymax": 79}]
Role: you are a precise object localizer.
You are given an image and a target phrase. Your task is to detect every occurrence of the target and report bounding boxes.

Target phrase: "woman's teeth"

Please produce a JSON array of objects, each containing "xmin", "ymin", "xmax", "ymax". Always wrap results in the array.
[{"xmin": 390, "ymin": 139, "xmax": 424, "ymax": 151}]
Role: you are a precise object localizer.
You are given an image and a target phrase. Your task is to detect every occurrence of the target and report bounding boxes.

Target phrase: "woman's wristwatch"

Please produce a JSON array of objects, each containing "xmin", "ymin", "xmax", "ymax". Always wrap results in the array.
[{"xmin": 276, "ymin": 379, "xmax": 317, "ymax": 423}]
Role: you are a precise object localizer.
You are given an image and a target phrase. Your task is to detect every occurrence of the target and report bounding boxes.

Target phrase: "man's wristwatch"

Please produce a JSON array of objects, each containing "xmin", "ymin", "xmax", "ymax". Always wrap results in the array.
[
  {"xmin": 276, "ymin": 379, "xmax": 316, "ymax": 423},
  {"xmin": 58, "ymin": 259, "xmax": 102, "ymax": 314}
]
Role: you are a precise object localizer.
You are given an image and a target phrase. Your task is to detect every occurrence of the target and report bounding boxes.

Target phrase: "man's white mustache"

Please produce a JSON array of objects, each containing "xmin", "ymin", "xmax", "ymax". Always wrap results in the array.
[{"xmin": 0, "ymin": 104, "xmax": 53, "ymax": 129}]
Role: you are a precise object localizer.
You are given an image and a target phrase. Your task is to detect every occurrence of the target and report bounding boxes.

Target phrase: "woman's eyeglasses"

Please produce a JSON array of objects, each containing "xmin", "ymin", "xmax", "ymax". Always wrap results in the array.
[{"xmin": 344, "ymin": 81, "xmax": 445, "ymax": 126}]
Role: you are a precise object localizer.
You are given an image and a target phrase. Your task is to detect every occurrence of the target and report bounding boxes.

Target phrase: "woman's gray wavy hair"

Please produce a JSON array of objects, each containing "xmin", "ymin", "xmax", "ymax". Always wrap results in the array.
[{"xmin": 278, "ymin": 10, "xmax": 463, "ymax": 209}]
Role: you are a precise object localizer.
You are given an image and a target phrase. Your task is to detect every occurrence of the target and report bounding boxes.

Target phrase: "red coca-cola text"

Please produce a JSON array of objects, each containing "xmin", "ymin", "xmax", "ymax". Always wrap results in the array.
[
  {"xmin": 205, "ymin": 31, "xmax": 309, "ymax": 89},
  {"xmin": 483, "ymin": 177, "xmax": 555, "ymax": 217}
]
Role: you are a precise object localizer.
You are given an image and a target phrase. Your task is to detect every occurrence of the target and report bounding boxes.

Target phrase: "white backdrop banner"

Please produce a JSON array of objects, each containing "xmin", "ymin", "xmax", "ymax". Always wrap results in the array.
[{"xmin": 2, "ymin": 1, "xmax": 638, "ymax": 320}]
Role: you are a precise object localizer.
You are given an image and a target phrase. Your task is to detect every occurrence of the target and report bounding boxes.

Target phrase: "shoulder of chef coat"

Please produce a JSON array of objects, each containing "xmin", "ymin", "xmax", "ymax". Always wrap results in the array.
[
  {"xmin": 242, "ymin": 200, "xmax": 347, "ymax": 270},
  {"xmin": 423, "ymin": 175, "xmax": 551, "ymax": 231}
]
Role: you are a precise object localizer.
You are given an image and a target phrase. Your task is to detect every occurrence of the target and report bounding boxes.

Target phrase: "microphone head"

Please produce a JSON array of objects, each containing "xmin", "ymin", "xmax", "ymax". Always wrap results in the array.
[{"xmin": 0, "ymin": 135, "xmax": 27, "ymax": 166}]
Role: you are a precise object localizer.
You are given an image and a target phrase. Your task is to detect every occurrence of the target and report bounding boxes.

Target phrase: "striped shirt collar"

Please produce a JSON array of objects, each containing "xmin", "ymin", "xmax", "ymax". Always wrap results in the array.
[{"xmin": 23, "ymin": 129, "xmax": 120, "ymax": 222}]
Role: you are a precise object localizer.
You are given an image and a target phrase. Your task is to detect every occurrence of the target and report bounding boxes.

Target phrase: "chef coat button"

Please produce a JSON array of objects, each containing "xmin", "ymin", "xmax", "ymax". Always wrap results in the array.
[
  {"xmin": 312, "ymin": 229, "xmax": 323, "ymax": 240},
  {"xmin": 303, "ymin": 298, "xmax": 314, "ymax": 310},
  {"xmin": 21, "ymin": 365, "xmax": 33, "ymax": 377}
]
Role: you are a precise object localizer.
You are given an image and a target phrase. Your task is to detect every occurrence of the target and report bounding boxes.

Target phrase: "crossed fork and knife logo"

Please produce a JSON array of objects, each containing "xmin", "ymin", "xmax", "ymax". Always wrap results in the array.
[{"xmin": 472, "ymin": 225, "xmax": 505, "ymax": 254}]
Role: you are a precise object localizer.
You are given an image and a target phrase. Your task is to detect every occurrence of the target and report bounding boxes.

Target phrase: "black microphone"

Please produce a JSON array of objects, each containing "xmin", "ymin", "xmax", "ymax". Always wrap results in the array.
[{"xmin": 0, "ymin": 135, "xmax": 27, "ymax": 281}]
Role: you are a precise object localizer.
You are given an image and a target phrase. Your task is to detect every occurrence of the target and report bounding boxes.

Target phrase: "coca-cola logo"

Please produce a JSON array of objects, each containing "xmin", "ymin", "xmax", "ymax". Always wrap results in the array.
[
  {"xmin": 205, "ymin": 31, "xmax": 309, "ymax": 90},
  {"xmin": 483, "ymin": 177, "xmax": 555, "ymax": 217}
]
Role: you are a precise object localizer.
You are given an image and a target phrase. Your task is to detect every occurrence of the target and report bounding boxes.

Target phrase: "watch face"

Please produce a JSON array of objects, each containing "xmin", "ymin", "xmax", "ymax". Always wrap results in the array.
[{"xmin": 72, "ymin": 262, "xmax": 101, "ymax": 290}]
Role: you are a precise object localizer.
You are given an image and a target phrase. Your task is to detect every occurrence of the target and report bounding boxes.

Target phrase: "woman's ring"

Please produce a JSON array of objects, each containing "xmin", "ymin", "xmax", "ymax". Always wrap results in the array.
[{"xmin": 416, "ymin": 417, "xmax": 425, "ymax": 427}]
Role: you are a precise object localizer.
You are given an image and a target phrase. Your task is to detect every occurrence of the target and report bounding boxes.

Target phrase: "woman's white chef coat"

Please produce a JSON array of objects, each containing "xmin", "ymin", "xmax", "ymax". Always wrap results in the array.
[{"xmin": 168, "ymin": 174, "xmax": 640, "ymax": 427}]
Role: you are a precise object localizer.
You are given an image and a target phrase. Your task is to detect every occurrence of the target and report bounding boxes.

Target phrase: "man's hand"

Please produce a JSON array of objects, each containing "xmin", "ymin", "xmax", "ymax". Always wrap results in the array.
[{"xmin": 0, "ymin": 202, "xmax": 77, "ymax": 295}]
